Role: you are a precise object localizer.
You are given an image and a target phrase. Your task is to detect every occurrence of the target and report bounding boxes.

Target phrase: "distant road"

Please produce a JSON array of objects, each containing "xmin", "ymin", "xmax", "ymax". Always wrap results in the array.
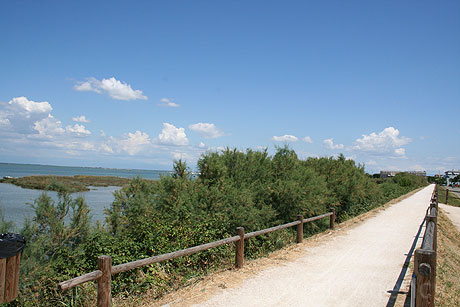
[
  {"xmin": 447, "ymin": 187, "xmax": 460, "ymax": 198},
  {"xmin": 186, "ymin": 185, "xmax": 434, "ymax": 307},
  {"xmin": 439, "ymin": 203, "xmax": 460, "ymax": 232}
]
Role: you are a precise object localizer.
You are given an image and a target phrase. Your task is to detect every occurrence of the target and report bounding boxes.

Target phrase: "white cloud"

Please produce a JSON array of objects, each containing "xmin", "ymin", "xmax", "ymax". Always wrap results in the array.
[
  {"xmin": 66, "ymin": 124, "xmax": 91, "ymax": 136},
  {"xmin": 198, "ymin": 142, "xmax": 206, "ymax": 148},
  {"xmin": 171, "ymin": 151, "xmax": 195, "ymax": 161},
  {"xmin": 33, "ymin": 115, "xmax": 65, "ymax": 138},
  {"xmin": 394, "ymin": 148, "xmax": 406, "ymax": 156},
  {"xmin": 367, "ymin": 160, "xmax": 377, "ymax": 165},
  {"xmin": 189, "ymin": 123, "xmax": 224, "ymax": 139},
  {"xmin": 0, "ymin": 97, "xmax": 54, "ymax": 134},
  {"xmin": 323, "ymin": 138, "xmax": 344, "ymax": 150},
  {"xmin": 72, "ymin": 115, "xmax": 90, "ymax": 123},
  {"xmin": 110, "ymin": 130, "xmax": 151, "ymax": 155},
  {"xmin": 0, "ymin": 118, "xmax": 10, "ymax": 127},
  {"xmin": 272, "ymin": 135, "xmax": 298, "ymax": 142},
  {"xmin": 158, "ymin": 98, "xmax": 180, "ymax": 108},
  {"xmin": 302, "ymin": 136, "xmax": 313, "ymax": 143},
  {"xmin": 351, "ymin": 127, "xmax": 411, "ymax": 157},
  {"xmin": 158, "ymin": 123, "xmax": 189, "ymax": 146},
  {"xmin": 74, "ymin": 77, "xmax": 147, "ymax": 101},
  {"xmin": 9, "ymin": 96, "xmax": 52, "ymax": 114}
]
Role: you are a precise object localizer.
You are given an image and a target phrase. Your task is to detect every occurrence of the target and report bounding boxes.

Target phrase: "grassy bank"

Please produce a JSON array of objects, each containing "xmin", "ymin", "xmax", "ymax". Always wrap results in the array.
[
  {"xmin": 0, "ymin": 175, "xmax": 132, "ymax": 193},
  {"xmin": 435, "ymin": 209, "xmax": 460, "ymax": 306},
  {"xmin": 438, "ymin": 186, "xmax": 460, "ymax": 207}
]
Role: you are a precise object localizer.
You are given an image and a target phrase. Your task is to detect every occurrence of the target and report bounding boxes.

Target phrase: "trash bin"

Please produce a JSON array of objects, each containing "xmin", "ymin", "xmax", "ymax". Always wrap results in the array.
[{"xmin": 0, "ymin": 233, "xmax": 26, "ymax": 303}]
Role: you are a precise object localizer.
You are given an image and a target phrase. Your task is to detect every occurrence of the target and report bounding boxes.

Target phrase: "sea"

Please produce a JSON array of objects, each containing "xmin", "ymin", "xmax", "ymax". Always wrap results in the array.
[{"xmin": 0, "ymin": 162, "xmax": 171, "ymax": 231}]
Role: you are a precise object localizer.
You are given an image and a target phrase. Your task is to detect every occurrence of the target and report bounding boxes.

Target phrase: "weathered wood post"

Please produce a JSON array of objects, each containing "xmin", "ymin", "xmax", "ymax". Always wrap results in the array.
[
  {"xmin": 445, "ymin": 189, "xmax": 448, "ymax": 205},
  {"xmin": 296, "ymin": 215, "xmax": 304, "ymax": 243},
  {"xmin": 414, "ymin": 249, "xmax": 436, "ymax": 307},
  {"xmin": 97, "ymin": 255, "xmax": 112, "ymax": 307},
  {"xmin": 330, "ymin": 208, "xmax": 335, "ymax": 230},
  {"xmin": 427, "ymin": 215, "xmax": 437, "ymax": 252},
  {"xmin": 235, "ymin": 227, "xmax": 245, "ymax": 269}
]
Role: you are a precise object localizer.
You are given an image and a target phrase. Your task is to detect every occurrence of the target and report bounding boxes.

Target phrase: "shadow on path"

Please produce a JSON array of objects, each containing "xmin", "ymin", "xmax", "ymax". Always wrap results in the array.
[{"xmin": 386, "ymin": 216, "xmax": 426, "ymax": 307}]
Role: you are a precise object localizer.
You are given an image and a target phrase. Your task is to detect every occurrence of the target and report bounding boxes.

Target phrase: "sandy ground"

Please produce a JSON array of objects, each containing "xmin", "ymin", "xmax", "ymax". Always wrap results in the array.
[
  {"xmin": 439, "ymin": 203, "xmax": 460, "ymax": 232},
  {"xmin": 166, "ymin": 185, "xmax": 434, "ymax": 307}
]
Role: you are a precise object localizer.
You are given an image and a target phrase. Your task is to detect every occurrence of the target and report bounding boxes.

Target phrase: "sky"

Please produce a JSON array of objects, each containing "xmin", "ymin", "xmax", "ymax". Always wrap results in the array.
[{"xmin": 0, "ymin": 1, "xmax": 459, "ymax": 174}]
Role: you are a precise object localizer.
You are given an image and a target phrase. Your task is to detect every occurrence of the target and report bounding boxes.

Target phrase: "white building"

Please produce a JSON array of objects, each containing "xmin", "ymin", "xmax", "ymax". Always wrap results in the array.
[
  {"xmin": 444, "ymin": 170, "xmax": 460, "ymax": 186},
  {"xmin": 380, "ymin": 171, "xmax": 426, "ymax": 179}
]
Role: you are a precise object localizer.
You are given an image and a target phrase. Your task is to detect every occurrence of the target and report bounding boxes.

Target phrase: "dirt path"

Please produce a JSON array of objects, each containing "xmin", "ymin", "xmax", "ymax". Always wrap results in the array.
[
  {"xmin": 439, "ymin": 203, "xmax": 460, "ymax": 232},
  {"xmin": 170, "ymin": 185, "xmax": 433, "ymax": 307}
]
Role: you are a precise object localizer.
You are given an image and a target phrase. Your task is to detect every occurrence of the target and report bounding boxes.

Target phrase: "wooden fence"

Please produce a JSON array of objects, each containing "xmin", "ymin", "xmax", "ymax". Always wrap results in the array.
[
  {"xmin": 411, "ymin": 184, "xmax": 438, "ymax": 307},
  {"xmin": 59, "ymin": 209, "xmax": 336, "ymax": 307}
]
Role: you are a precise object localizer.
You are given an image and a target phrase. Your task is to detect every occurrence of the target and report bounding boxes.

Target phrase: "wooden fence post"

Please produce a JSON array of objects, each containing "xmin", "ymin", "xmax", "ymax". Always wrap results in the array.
[
  {"xmin": 415, "ymin": 249, "xmax": 436, "ymax": 307},
  {"xmin": 297, "ymin": 215, "xmax": 304, "ymax": 243},
  {"xmin": 235, "ymin": 227, "xmax": 245, "ymax": 269},
  {"xmin": 97, "ymin": 255, "xmax": 112, "ymax": 307},
  {"xmin": 445, "ymin": 189, "xmax": 448, "ymax": 205},
  {"xmin": 330, "ymin": 208, "xmax": 335, "ymax": 230},
  {"xmin": 427, "ymin": 215, "xmax": 437, "ymax": 253}
]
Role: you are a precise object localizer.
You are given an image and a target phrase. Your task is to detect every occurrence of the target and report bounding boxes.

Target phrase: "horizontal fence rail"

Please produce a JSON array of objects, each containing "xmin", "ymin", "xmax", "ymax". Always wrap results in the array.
[
  {"xmin": 412, "ymin": 184, "xmax": 438, "ymax": 307},
  {"xmin": 59, "ymin": 208, "xmax": 336, "ymax": 306}
]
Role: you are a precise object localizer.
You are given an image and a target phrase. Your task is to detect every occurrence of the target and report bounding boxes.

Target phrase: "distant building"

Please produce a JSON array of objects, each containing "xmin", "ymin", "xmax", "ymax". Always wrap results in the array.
[
  {"xmin": 380, "ymin": 170, "xmax": 426, "ymax": 178},
  {"xmin": 444, "ymin": 170, "xmax": 460, "ymax": 186}
]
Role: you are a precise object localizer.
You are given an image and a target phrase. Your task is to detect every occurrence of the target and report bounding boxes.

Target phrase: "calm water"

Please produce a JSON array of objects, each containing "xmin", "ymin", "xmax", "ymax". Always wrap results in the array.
[{"xmin": 0, "ymin": 163, "xmax": 171, "ymax": 231}]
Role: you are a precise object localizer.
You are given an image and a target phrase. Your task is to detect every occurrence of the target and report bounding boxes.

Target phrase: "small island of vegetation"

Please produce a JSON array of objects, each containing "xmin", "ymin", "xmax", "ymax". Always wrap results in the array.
[{"xmin": 0, "ymin": 175, "xmax": 132, "ymax": 193}]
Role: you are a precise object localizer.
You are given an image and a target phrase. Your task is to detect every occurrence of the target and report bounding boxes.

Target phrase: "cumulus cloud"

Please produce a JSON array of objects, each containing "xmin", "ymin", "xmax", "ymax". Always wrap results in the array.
[
  {"xmin": 302, "ymin": 136, "xmax": 313, "ymax": 143},
  {"xmin": 272, "ymin": 135, "xmax": 298, "ymax": 142},
  {"xmin": 66, "ymin": 124, "xmax": 91, "ymax": 136},
  {"xmin": 189, "ymin": 123, "xmax": 224, "ymax": 139},
  {"xmin": 110, "ymin": 130, "xmax": 151, "ymax": 155},
  {"xmin": 351, "ymin": 127, "xmax": 411, "ymax": 157},
  {"xmin": 158, "ymin": 123, "xmax": 189, "ymax": 146},
  {"xmin": 323, "ymin": 138, "xmax": 344, "ymax": 150},
  {"xmin": 74, "ymin": 77, "xmax": 147, "ymax": 101},
  {"xmin": 33, "ymin": 115, "xmax": 65, "ymax": 138},
  {"xmin": 158, "ymin": 98, "xmax": 180, "ymax": 108},
  {"xmin": 0, "ymin": 97, "xmax": 53, "ymax": 133},
  {"xmin": 9, "ymin": 96, "xmax": 52, "ymax": 114},
  {"xmin": 72, "ymin": 115, "xmax": 90, "ymax": 123}
]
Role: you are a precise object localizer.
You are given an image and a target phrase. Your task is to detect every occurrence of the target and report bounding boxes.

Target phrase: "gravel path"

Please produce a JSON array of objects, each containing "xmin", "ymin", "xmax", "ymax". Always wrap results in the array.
[
  {"xmin": 439, "ymin": 203, "xmax": 460, "ymax": 232},
  {"xmin": 192, "ymin": 185, "xmax": 435, "ymax": 307}
]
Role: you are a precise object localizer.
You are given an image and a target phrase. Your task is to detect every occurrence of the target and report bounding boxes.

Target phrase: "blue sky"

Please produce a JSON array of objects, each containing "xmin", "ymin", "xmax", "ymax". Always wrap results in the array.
[{"xmin": 0, "ymin": 1, "xmax": 459, "ymax": 174}]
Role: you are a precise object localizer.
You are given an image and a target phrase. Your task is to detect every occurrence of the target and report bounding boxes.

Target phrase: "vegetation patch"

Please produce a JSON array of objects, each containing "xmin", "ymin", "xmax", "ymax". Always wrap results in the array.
[
  {"xmin": 0, "ymin": 175, "xmax": 132, "ymax": 193},
  {"xmin": 438, "ymin": 186, "xmax": 460, "ymax": 207},
  {"xmin": 435, "ymin": 210, "xmax": 460, "ymax": 306},
  {"xmin": 0, "ymin": 147, "xmax": 428, "ymax": 306}
]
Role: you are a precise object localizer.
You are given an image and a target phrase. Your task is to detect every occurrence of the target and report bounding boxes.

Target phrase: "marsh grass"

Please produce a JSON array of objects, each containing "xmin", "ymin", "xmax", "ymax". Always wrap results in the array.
[{"xmin": 0, "ymin": 175, "xmax": 132, "ymax": 193}]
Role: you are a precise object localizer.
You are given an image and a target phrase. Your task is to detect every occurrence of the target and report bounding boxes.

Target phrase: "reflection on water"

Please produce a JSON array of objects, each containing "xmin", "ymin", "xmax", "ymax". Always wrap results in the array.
[{"xmin": 0, "ymin": 183, "xmax": 119, "ymax": 231}]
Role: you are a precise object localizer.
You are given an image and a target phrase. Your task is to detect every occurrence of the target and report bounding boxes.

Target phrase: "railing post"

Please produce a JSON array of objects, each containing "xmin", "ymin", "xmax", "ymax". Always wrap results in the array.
[
  {"xmin": 445, "ymin": 189, "xmax": 448, "ymax": 205},
  {"xmin": 235, "ymin": 227, "xmax": 245, "ymax": 269},
  {"xmin": 297, "ymin": 215, "xmax": 304, "ymax": 243},
  {"xmin": 427, "ymin": 215, "xmax": 437, "ymax": 253},
  {"xmin": 414, "ymin": 249, "xmax": 436, "ymax": 307},
  {"xmin": 97, "ymin": 255, "xmax": 112, "ymax": 307},
  {"xmin": 330, "ymin": 208, "xmax": 335, "ymax": 230}
]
